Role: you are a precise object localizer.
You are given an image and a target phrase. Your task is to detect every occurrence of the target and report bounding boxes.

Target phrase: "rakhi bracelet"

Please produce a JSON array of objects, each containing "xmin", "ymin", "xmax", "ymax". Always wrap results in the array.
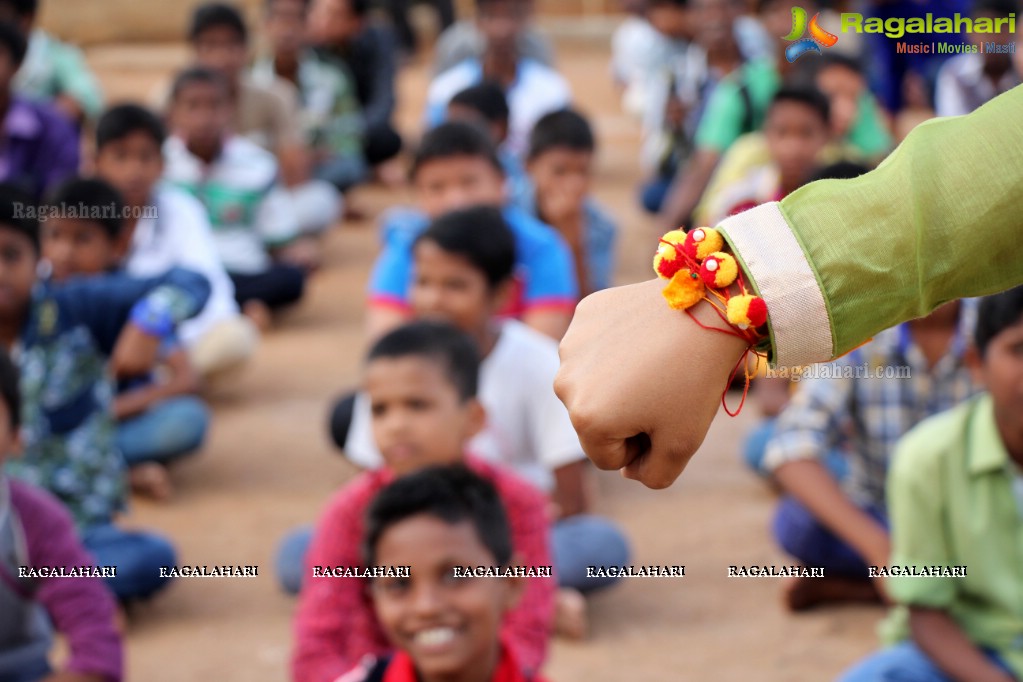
[{"xmin": 652, "ymin": 227, "xmax": 769, "ymax": 416}]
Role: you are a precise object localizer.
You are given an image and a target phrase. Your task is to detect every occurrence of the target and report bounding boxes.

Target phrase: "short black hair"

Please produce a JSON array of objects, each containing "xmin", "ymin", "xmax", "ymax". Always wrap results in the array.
[
  {"xmin": 527, "ymin": 108, "xmax": 595, "ymax": 161},
  {"xmin": 648, "ymin": 0, "xmax": 688, "ymax": 7},
  {"xmin": 0, "ymin": 347, "xmax": 19, "ymax": 433},
  {"xmin": 0, "ymin": 182, "xmax": 39, "ymax": 252},
  {"xmin": 349, "ymin": 0, "xmax": 371, "ymax": 16},
  {"xmin": 366, "ymin": 320, "xmax": 480, "ymax": 402},
  {"xmin": 0, "ymin": 20, "xmax": 27, "ymax": 66},
  {"xmin": 809, "ymin": 160, "xmax": 870, "ymax": 182},
  {"xmin": 96, "ymin": 104, "xmax": 167, "ymax": 151},
  {"xmin": 189, "ymin": 2, "xmax": 248, "ymax": 44},
  {"xmin": 768, "ymin": 85, "xmax": 831, "ymax": 127},
  {"xmin": 449, "ymin": 82, "xmax": 510, "ymax": 126},
  {"xmin": 975, "ymin": 287, "xmax": 1023, "ymax": 358},
  {"xmin": 415, "ymin": 205, "xmax": 516, "ymax": 289},
  {"xmin": 169, "ymin": 66, "xmax": 230, "ymax": 103},
  {"xmin": 46, "ymin": 178, "xmax": 127, "ymax": 241},
  {"xmin": 974, "ymin": 0, "xmax": 1019, "ymax": 17},
  {"xmin": 363, "ymin": 463, "xmax": 513, "ymax": 567},
  {"xmin": 0, "ymin": 0, "xmax": 36, "ymax": 19},
  {"xmin": 410, "ymin": 121, "xmax": 504, "ymax": 179}
]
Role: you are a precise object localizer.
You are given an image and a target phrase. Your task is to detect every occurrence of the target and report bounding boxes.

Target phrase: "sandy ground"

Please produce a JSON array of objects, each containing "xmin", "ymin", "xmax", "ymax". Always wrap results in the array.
[{"xmin": 81, "ymin": 38, "xmax": 881, "ymax": 682}]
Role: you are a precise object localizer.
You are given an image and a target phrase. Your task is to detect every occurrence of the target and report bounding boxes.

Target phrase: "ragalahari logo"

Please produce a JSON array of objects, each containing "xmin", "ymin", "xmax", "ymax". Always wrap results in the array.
[{"xmin": 783, "ymin": 7, "xmax": 839, "ymax": 62}]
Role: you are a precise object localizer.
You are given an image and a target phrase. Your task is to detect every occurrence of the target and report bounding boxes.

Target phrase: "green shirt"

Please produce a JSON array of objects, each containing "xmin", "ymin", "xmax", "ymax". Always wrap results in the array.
[
  {"xmin": 716, "ymin": 86, "xmax": 1023, "ymax": 369},
  {"xmin": 694, "ymin": 59, "xmax": 779, "ymax": 153},
  {"xmin": 879, "ymin": 394, "xmax": 1023, "ymax": 677}
]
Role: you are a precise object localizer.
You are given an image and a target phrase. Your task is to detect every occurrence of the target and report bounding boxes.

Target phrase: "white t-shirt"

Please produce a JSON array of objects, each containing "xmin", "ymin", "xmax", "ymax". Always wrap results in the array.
[
  {"xmin": 346, "ymin": 320, "xmax": 584, "ymax": 492},
  {"xmin": 162, "ymin": 136, "xmax": 299, "ymax": 274},
  {"xmin": 125, "ymin": 185, "xmax": 241, "ymax": 348}
]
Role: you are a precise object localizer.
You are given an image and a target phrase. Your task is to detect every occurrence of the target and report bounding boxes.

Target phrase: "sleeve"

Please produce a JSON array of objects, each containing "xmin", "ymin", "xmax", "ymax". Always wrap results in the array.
[
  {"xmin": 715, "ymin": 86, "xmax": 1023, "ymax": 370},
  {"xmin": 498, "ymin": 477, "xmax": 555, "ymax": 675},
  {"xmin": 520, "ymin": 228, "xmax": 579, "ymax": 310},
  {"xmin": 885, "ymin": 427, "xmax": 958, "ymax": 608},
  {"xmin": 761, "ymin": 372, "xmax": 854, "ymax": 473},
  {"xmin": 367, "ymin": 227, "xmax": 415, "ymax": 310},
  {"xmin": 22, "ymin": 486, "xmax": 123, "ymax": 681},
  {"xmin": 362, "ymin": 25, "xmax": 398, "ymax": 130},
  {"xmin": 693, "ymin": 78, "xmax": 746, "ymax": 153},
  {"xmin": 51, "ymin": 41, "xmax": 104, "ymax": 119},
  {"xmin": 59, "ymin": 267, "xmax": 212, "ymax": 356},
  {"xmin": 584, "ymin": 202, "xmax": 618, "ymax": 293},
  {"xmin": 256, "ymin": 185, "xmax": 301, "ymax": 248},
  {"xmin": 292, "ymin": 484, "xmax": 390, "ymax": 682}
]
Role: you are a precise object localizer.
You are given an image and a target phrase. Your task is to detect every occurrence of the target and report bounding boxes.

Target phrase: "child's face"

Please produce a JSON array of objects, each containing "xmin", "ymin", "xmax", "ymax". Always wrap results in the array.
[
  {"xmin": 266, "ymin": 0, "xmax": 308, "ymax": 56},
  {"xmin": 816, "ymin": 65, "xmax": 864, "ymax": 139},
  {"xmin": 193, "ymin": 25, "xmax": 248, "ymax": 82},
  {"xmin": 526, "ymin": 147, "xmax": 593, "ymax": 209},
  {"xmin": 366, "ymin": 356, "xmax": 484, "ymax": 477},
  {"xmin": 41, "ymin": 219, "xmax": 122, "ymax": 283},
  {"xmin": 307, "ymin": 0, "xmax": 361, "ymax": 45},
  {"xmin": 0, "ymin": 226, "xmax": 38, "ymax": 321},
  {"xmin": 95, "ymin": 131, "xmax": 165, "ymax": 209},
  {"xmin": 477, "ymin": 0, "xmax": 530, "ymax": 54},
  {"xmin": 170, "ymin": 82, "xmax": 231, "ymax": 152},
  {"xmin": 764, "ymin": 101, "xmax": 829, "ymax": 189},
  {"xmin": 976, "ymin": 316, "xmax": 1023, "ymax": 453},
  {"xmin": 414, "ymin": 157, "xmax": 507, "ymax": 220},
  {"xmin": 647, "ymin": 2, "xmax": 691, "ymax": 40},
  {"xmin": 446, "ymin": 104, "xmax": 508, "ymax": 146},
  {"xmin": 410, "ymin": 240, "xmax": 506, "ymax": 335},
  {"xmin": 371, "ymin": 514, "xmax": 522, "ymax": 681}
]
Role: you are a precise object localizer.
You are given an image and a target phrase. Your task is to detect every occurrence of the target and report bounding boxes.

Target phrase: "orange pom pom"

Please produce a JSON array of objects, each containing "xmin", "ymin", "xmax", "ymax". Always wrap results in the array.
[
  {"xmin": 662, "ymin": 269, "xmax": 705, "ymax": 310},
  {"xmin": 726, "ymin": 295, "xmax": 769, "ymax": 329},
  {"xmin": 699, "ymin": 252, "xmax": 738, "ymax": 288},
  {"xmin": 682, "ymin": 227, "xmax": 724, "ymax": 260},
  {"xmin": 653, "ymin": 229, "xmax": 688, "ymax": 279}
]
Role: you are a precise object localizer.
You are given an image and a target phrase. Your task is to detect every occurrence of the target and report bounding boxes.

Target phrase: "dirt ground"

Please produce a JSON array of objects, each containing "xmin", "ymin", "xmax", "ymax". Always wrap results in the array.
[{"xmin": 83, "ymin": 36, "xmax": 881, "ymax": 682}]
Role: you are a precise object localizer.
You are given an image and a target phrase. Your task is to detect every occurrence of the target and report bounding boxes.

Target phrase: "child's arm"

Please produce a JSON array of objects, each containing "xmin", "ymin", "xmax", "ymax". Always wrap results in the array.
[
  {"xmin": 909, "ymin": 607, "xmax": 1016, "ymax": 682},
  {"xmin": 112, "ymin": 346, "xmax": 201, "ymax": 420},
  {"xmin": 17, "ymin": 484, "xmax": 122, "ymax": 682},
  {"xmin": 519, "ymin": 223, "xmax": 579, "ymax": 341}
]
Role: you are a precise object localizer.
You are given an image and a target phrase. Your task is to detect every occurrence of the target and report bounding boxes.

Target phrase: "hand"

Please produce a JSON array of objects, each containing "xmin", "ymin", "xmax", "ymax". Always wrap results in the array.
[
  {"xmin": 276, "ymin": 237, "xmax": 321, "ymax": 273},
  {"xmin": 554, "ymin": 279, "xmax": 748, "ymax": 489}
]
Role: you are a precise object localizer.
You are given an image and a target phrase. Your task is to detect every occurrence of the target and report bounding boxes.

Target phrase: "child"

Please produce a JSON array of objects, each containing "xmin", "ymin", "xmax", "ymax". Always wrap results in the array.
[
  {"xmin": 520, "ymin": 109, "xmax": 617, "ymax": 296},
  {"xmin": 838, "ymin": 286, "xmax": 1023, "ymax": 681},
  {"xmin": 292, "ymin": 321, "xmax": 554, "ymax": 681},
  {"xmin": 0, "ymin": 20, "xmax": 78, "ymax": 203},
  {"xmin": 307, "ymin": 0, "xmax": 404, "ymax": 172},
  {"xmin": 433, "ymin": 0, "xmax": 553, "ymax": 76},
  {"xmin": 695, "ymin": 86, "xmax": 832, "ymax": 226},
  {"xmin": 445, "ymin": 81, "xmax": 525, "ymax": 191},
  {"xmin": 94, "ymin": 103, "xmax": 257, "ymax": 380},
  {"xmin": 163, "ymin": 66, "xmax": 309, "ymax": 324},
  {"xmin": 366, "ymin": 121, "xmax": 577, "ymax": 341},
  {"xmin": 187, "ymin": 2, "xmax": 341, "ymax": 235},
  {"xmin": 424, "ymin": 0, "xmax": 572, "ymax": 159},
  {"xmin": 340, "ymin": 464, "xmax": 548, "ymax": 682},
  {"xmin": 762, "ymin": 300, "xmax": 981, "ymax": 611},
  {"xmin": 809, "ymin": 54, "xmax": 893, "ymax": 161},
  {"xmin": 0, "ymin": 182, "xmax": 210, "ymax": 601},
  {"xmin": 253, "ymin": 0, "xmax": 367, "ymax": 193},
  {"xmin": 0, "ymin": 348, "xmax": 123, "ymax": 682},
  {"xmin": 0, "ymin": 0, "xmax": 103, "ymax": 124},
  {"xmin": 40, "ymin": 177, "xmax": 210, "ymax": 500}
]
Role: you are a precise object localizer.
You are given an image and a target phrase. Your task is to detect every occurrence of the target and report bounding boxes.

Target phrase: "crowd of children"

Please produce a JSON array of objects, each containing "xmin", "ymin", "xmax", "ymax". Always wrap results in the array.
[{"xmin": 0, "ymin": 0, "xmax": 1020, "ymax": 679}]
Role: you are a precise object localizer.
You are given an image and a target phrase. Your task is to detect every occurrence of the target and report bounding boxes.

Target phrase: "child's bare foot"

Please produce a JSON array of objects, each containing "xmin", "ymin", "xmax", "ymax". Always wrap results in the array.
[
  {"xmin": 129, "ymin": 463, "xmax": 173, "ymax": 501},
  {"xmin": 784, "ymin": 574, "xmax": 882, "ymax": 612},
  {"xmin": 243, "ymin": 300, "xmax": 273, "ymax": 333},
  {"xmin": 554, "ymin": 587, "xmax": 588, "ymax": 640}
]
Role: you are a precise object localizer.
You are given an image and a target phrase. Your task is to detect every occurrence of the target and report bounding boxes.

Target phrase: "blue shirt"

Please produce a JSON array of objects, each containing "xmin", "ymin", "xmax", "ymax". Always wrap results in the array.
[
  {"xmin": 368, "ymin": 205, "xmax": 578, "ymax": 315},
  {"xmin": 4, "ymin": 268, "xmax": 210, "ymax": 529}
]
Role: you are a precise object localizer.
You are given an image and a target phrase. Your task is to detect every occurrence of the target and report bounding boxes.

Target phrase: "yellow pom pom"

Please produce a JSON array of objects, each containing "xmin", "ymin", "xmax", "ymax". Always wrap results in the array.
[
  {"xmin": 699, "ymin": 252, "xmax": 738, "ymax": 288},
  {"xmin": 662, "ymin": 269, "xmax": 705, "ymax": 310},
  {"xmin": 653, "ymin": 229, "xmax": 688, "ymax": 279},
  {"xmin": 683, "ymin": 227, "xmax": 725, "ymax": 260},
  {"xmin": 726, "ymin": 295, "xmax": 769, "ymax": 329}
]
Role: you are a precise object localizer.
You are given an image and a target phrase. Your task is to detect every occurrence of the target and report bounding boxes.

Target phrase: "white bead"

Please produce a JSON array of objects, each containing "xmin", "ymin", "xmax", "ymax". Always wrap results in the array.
[
  {"xmin": 693, "ymin": 229, "xmax": 705, "ymax": 241},
  {"xmin": 706, "ymin": 260, "xmax": 718, "ymax": 272}
]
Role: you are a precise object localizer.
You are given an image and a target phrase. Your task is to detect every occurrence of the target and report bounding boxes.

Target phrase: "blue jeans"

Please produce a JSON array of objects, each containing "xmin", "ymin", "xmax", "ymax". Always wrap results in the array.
[
  {"xmin": 743, "ymin": 418, "xmax": 849, "ymax": 482},
  {"xmin": 116, "ymin": 395, "xmax": 209, "ymax": 467},
  {"xmin": 838, "ymin": 641, "xmax": 1015, "ymax": 681},
  {"xmin": 275, "ymin": 515, "xmax": 631, "ymax": 595},
  {"xmin": 0, "ymin": 656, "xmax": 51, "ymax": 682},
  {"xmin": 81, "ymin": 523, "xmax": 176, "ymax": 601},
  {"xmin": 773, "ymin": 497, "xmax": 887, "ymax": 578}
]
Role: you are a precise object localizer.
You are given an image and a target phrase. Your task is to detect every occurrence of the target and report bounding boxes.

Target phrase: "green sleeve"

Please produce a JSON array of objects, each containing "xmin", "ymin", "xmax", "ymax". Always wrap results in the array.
[
  {"xmin": 52, "ymin": 41, "xmax": 104, "ymax": 119},
  {"xmin": 779, "ymin": 86, "xmax": 1023, "ymax": 358},
  {"xmin": 694, "ymin": 79, "xmax": 747, "ymax": 153}
]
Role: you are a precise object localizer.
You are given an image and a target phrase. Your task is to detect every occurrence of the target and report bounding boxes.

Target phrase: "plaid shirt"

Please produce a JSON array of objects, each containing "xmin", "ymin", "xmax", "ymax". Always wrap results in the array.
[
  {"xmin": 291, "ymin": 457, "xmax": 555, "ymax": 682},
  {"xmin": 763, "ymin": 300, "xmax": 981, "ymax": 510}
]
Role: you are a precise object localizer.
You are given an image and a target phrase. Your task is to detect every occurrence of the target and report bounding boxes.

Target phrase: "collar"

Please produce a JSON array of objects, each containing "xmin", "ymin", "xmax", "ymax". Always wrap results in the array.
[
  {"xmin": 382, "ymin": 640, "xmax": 533, "ymax": 682},
  {"xmin": 967, "ymin": 393, "xmax": 1011, "ymax": 476},
  {"xmin": 3, "ymin": 97, "xmax": 42, "ymax": 140}
]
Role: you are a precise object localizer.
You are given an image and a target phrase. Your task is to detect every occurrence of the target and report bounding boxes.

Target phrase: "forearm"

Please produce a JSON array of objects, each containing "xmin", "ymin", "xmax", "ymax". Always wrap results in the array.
[
  {"xmin": 552, "ymin": 460, "xmax": 590, "ymax": 518},
  {"xmin": 909, "ymin": 608, "xmax": 1015, "ymax": 682},
  {"xmin": 774, "ymin": 459, "xmax": 889, "ymax": 565},
  {"xmin": 522, "ymin": 309, "xmax": 572, "ymax": 341}
]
